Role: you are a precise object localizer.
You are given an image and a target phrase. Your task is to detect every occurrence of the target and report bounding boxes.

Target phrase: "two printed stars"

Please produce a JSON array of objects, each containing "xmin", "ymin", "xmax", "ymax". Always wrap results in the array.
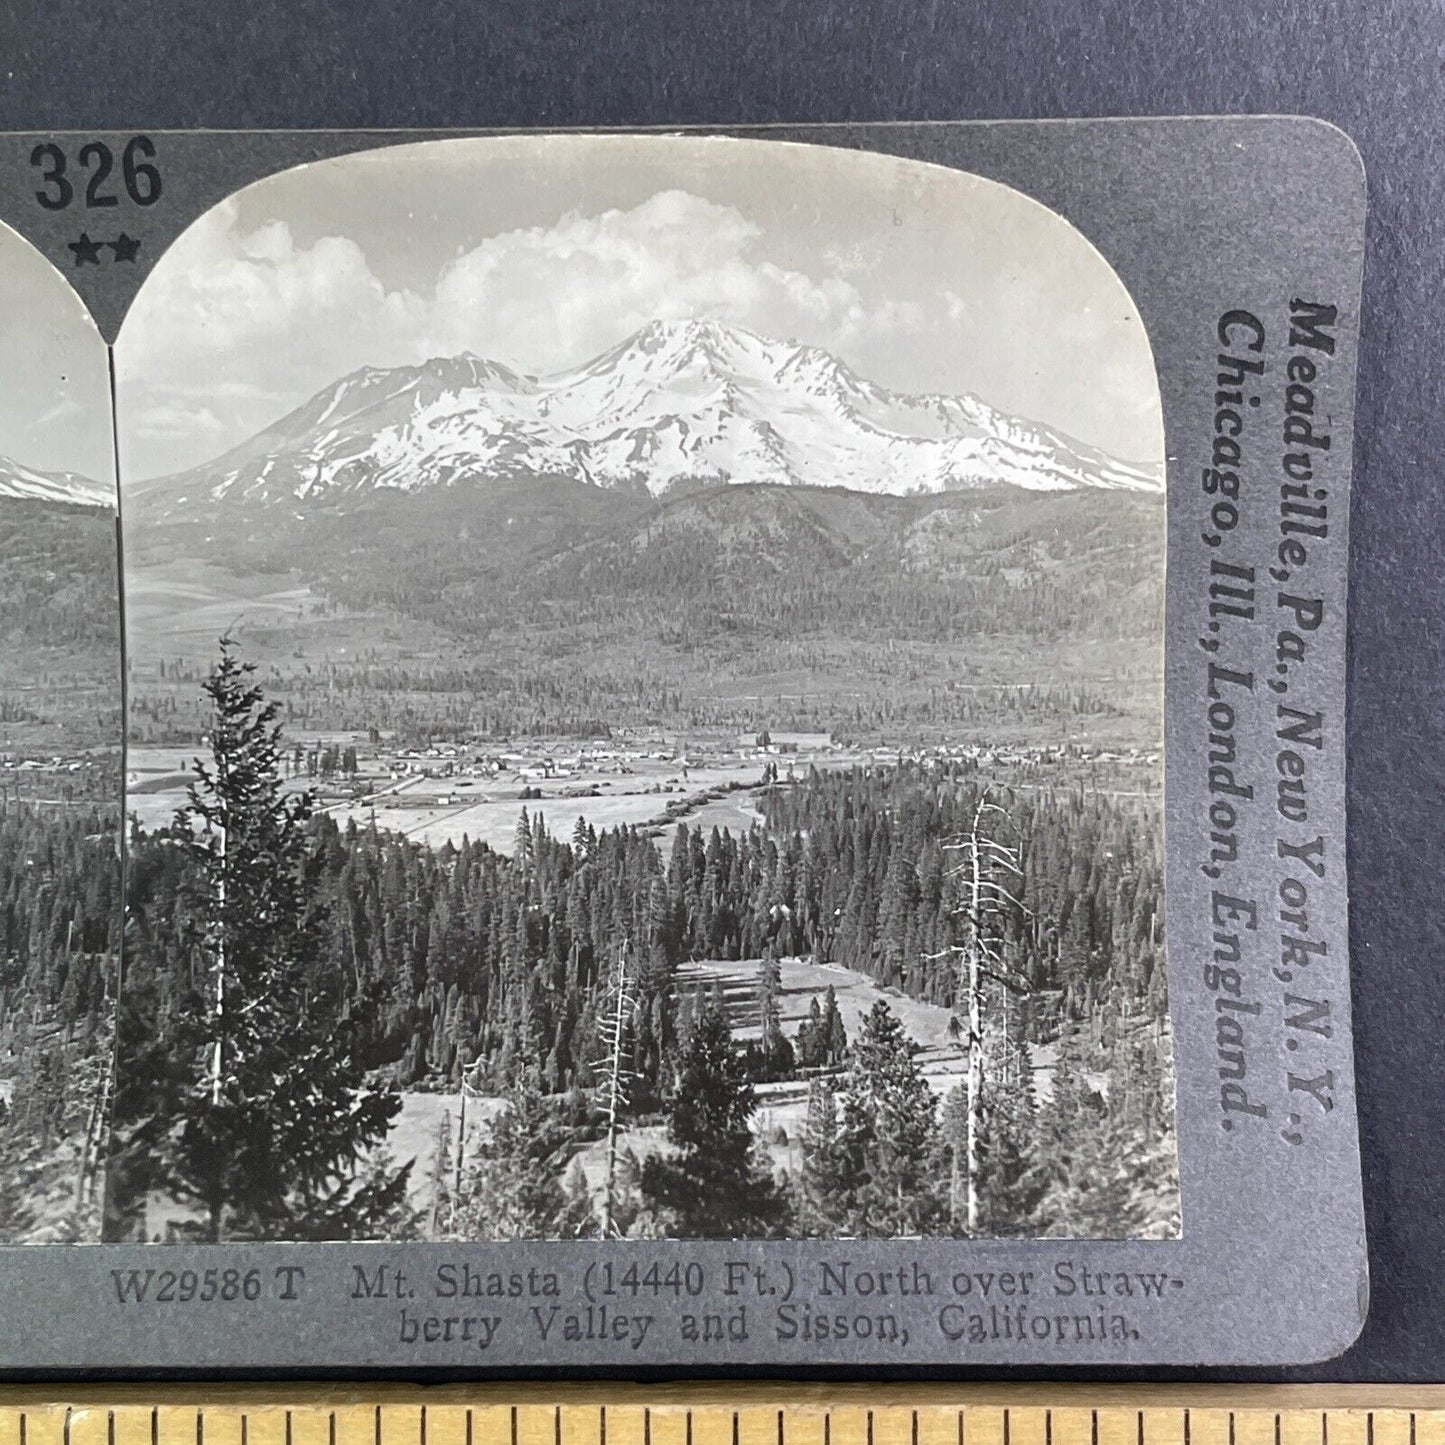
[{"xmin": 68, "ymin": 232, "xmax": 140, "ymax": 265}]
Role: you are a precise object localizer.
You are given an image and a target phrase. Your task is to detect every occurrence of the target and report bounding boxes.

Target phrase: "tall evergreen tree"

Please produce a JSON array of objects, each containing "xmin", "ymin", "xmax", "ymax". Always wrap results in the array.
[
  {"xmin": 747, "ymin": 952, "xmax": 795, "ymax": 1081},
  {"xmin": 834, "ymin": 1000, "xmax": 944, "ymax": 1237},
  {"xmin": 119, "ymin": 640, "xmax": 408, "ymax": 1241},
  {"xmin": 795, "ymin": 986, "xmax": 847, "ymax": 1070},
  {"xmin": 641, "ymin": 1002, "xmax": 790, "ymax": 1238},
  {"xmin": 822, "ymin": 986, "xmax": 848, "ymax": 1064},
  {"xmin": 794, "ymin": 1076, "xmax": 845, "ymax": 1235}
]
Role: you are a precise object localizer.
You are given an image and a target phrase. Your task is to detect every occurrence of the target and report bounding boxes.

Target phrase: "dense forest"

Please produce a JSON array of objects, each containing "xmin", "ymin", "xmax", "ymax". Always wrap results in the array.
[
  {"xmin": 0, "ymin": 803, "xmax": 121, "ymax": 1241},
  {"xmin": 109, "ymin": 646, "xmax": 1178, "ymax": 1242}
]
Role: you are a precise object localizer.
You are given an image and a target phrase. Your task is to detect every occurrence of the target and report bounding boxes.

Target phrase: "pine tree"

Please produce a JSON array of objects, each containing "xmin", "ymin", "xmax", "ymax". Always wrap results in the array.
[
  {"xmin": 939, "ymin": 1038, "xmax": 1042, "ymax": 1239},
  {"xmin": 794, "ymin": 1076, "xmax": 845, "ymax": 1235},
  {"xmin": 1025, "ymin": 1024, "xmax": 1179, "ymax": 1240},
  {"xmin": 748, "ymin": 953, "xmax": 795, "ymax": 1082},
  {"xmin": 822, "ymin": 985, "xmax": 848, "ymax": 1065},
  {"xmin": 796, "ymin": 996, "xmax": 825, "ymax": 1069},
  {"xmin": 640, "ymin": 1002, "xmax": 790, "ymax": 1238},
  {"xmin": 457, "ymin": 1082, "xmax": 576, "ymax": 1239},
  {"xmin": 834, "ymin": 1000, "xmax": 944, "ymax": 1237},
  {"xmin": 1023, "ymin": 1030, "xmax": 1120, "ymax": 1236},
  {"xmin": 132, "ymin": 639, "xmax": 408, "ymax": 1241},
  {"xmin": 329, "ymin": 1147, "xmax": 424, "ymax": 1241},
  {"xmin": 514, "ymin": 807, "xmax": 533, "ymax": 881}
]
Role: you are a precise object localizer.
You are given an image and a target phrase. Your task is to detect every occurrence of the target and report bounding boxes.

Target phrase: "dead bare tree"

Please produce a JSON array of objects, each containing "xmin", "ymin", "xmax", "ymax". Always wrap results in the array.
[
  {"xmin": 592, "ymin": 936, "xmax": 637, "ymax": 1239},
  {"xmin": 946, "ymin": 788, "xmax": 1031, "ymax": 1236},
  {"xmin": 450, "ymin": 1054, "xmax": 488, "ymax": 1236}
]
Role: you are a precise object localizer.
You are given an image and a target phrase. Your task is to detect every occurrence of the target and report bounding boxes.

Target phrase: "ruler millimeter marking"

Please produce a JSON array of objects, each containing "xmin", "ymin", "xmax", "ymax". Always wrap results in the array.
[{"xmin": 5, "ymin": 1393, "xmax": 1445, "ymax": 1445}]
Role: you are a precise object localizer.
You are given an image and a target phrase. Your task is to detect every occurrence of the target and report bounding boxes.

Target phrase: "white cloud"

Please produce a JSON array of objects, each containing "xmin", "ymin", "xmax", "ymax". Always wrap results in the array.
[
  {"xmin": 117, "ymin": 190, "xmax": 921, "ymax": 475},
  {"xmin": 119, "ymin": 199, "xmax": 426, "ymax": 472},
  {"xmin": 134, "ymin": 200, "xmax": 425, "ymax": 366},
  {"xmin": 425, "ymin": 190, "xmax": 910, "ymax": 371}
]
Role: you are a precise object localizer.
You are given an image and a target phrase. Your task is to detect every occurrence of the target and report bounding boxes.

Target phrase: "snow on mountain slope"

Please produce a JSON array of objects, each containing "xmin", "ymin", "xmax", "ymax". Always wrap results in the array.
[
  {"xmin": 0, "ymin": 456, "xmax": 110, "ymax": 508},
  {"xmin": 142, "ymin": 319, "xmax": 1162, "ymax": 511}
]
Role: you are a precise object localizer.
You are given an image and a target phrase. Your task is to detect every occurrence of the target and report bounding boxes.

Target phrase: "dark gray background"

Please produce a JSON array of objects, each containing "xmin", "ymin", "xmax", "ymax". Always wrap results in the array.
[{"xmin": 0, "ymin": 0, "xmax": 1437, "ymax": 1385}]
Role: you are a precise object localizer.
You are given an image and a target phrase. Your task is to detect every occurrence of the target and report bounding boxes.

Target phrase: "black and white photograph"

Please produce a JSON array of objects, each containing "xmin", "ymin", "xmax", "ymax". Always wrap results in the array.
[
  {"xmin": 0, "ymin": 222, "xmax": 122, "ymax": 1243},
  {"xmin": 105, "ymin": 134, "xmax": 1178, "ymax": 1245}
]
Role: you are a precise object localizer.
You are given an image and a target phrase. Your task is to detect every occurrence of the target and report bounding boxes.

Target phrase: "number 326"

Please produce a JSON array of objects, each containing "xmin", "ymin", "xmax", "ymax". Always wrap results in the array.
[{"xmin": 31, "ymin": 136, "xmax": 162, "ymax": 211}]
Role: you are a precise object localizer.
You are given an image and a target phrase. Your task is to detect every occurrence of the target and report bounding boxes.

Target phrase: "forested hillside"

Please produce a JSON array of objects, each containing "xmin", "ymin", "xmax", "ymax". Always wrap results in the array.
[
  {"xmin": 0, "ymin": 500, "xmax": 117, "ymax": 651},
  {"xmin": 0, "ymin": 497, "xmax": 121, "ymax": 754},
  {"xmin": 126, "ymin": 481, "xmax": 1163, "ymax": 745},
  {"xmin": 136, "ymin": 481, "xmax": 1161, "ymax": 652},
  {"xmin": 301, "ymin": 482, "xmax": 1164, "ymax": 648}
]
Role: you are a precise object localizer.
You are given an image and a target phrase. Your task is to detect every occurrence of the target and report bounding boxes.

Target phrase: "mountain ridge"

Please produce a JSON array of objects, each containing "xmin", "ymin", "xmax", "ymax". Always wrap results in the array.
[
  {"xmin": 0, "ymin": 455, "xmax": 111, "ymax": 509},
  {"xmin": 134, "ymin": 318, "xmax": 1163, "ymax": 514}
]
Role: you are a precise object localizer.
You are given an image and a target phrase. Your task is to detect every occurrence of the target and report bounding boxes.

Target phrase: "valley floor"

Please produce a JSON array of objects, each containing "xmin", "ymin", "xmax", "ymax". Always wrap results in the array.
[{"xmin": 126, "ymin": 730, "xmax": 1160, "ymax": 853}]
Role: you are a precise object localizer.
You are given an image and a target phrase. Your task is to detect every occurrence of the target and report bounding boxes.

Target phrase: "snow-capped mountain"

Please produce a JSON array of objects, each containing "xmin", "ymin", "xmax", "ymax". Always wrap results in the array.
[
  {"xmin": 0, "ymin": 455, "xmax": 110, "ymax": 508},
  {"xmin": 141, "ymin": 319, "xmax": 1162, "ymax": 511}
]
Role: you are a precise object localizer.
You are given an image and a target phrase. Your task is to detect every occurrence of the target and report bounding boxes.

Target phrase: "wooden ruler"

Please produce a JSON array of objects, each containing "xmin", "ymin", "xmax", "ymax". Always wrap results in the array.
[{"xmin": 0, "ymin": 1387, "xmax": 1440, "ymax": 1445}]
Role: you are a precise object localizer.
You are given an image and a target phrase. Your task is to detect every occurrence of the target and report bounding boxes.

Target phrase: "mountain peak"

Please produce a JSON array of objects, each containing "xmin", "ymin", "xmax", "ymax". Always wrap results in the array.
[
  {"xmin": 587, "ymin": 316, "xmax": 779, "ymax": 378},
  {"xmin": 635, "ymin": 316, "xmax": 721, "ymax": 343},
  {"xmin": 144, "ymin": 320, "xmax": 1164, "ymax": 511},
  {"xmin": 633, "ymin": 316, "xmax": 755, "ymax": 347}
]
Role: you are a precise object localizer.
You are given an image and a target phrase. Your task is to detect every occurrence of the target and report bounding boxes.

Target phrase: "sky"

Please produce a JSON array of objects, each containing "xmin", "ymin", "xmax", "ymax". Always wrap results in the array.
[
  {"xmin": 0, "ymin": 222, "xmax": 113, "ymax": 483},
  {"xmin": 114, "ymin": 134, "xmax": 1164, "ymax": 481}
]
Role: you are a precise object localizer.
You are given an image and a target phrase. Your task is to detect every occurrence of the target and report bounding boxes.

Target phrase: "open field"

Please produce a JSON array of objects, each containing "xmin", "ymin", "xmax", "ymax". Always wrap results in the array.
[{"xmin": 384, "ymin": 1089, "xmax": 503, "ymax": 1193}]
